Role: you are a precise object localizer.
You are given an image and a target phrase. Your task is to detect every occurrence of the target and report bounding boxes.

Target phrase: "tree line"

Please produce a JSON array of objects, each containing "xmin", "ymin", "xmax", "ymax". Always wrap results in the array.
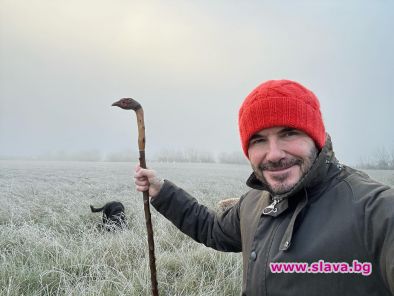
[
  {"xmin": 356, "ymin": 148, "xmax": 394, "ymax": 170},
  {"xmin": 155, "ymin": 149, "xmax": 247, "ymax": 164},
  {"xmin": 3, "ymin": 147, "xmax": 394, "ymax": 169},
  {"xmin": 2, "ymin": 149, "xmax": 247, "ymax": 164}
]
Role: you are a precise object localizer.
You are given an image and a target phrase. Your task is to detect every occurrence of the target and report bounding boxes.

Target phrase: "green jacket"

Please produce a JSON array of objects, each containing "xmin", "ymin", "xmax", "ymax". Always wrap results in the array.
[{"xmin": 151, "ymin": 137, "xmax": 394, "ymax": 295}]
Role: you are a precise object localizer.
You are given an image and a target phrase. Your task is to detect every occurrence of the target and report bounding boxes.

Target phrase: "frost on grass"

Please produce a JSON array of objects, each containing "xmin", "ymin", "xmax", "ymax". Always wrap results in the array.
[
  {"xmin": 2, "ymin": 160, "xmax": 391, "ymax": 295},
  {"xmin": 0, "ymin": 161, "xmax": 249, "ymax": 295}
]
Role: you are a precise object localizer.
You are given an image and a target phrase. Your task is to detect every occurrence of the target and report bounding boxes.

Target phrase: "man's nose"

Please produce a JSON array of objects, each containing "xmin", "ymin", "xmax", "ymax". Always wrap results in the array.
[{"xmin": 265, "ymin": 139, "xmax": 286, "ymax": 162}]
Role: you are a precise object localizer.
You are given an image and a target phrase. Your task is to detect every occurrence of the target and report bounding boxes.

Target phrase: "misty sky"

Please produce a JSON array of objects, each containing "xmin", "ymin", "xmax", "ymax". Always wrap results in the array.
[{"xmin": 1, "ymin": 0, "xmax": 393, "ymax": 165}]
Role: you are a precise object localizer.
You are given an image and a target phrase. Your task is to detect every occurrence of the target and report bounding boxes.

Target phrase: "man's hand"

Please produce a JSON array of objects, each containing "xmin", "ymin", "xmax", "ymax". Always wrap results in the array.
[{"xmin": 134, "ymin": 164, "xmax": 164, "ymax": 198}]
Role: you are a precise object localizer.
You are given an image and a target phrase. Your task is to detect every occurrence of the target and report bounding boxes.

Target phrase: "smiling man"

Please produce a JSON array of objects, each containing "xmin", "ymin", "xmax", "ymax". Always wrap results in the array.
[
  {"xmin": 134, "ymin": 79, "xmax": 394, "ymax": 295},
  {"xmin": 248, "ymin": 127, "xmax": 318, "ymax": 195}
]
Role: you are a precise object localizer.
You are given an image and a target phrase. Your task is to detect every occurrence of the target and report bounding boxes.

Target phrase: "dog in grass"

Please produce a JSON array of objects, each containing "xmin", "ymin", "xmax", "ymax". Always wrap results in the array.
[{"xmin": 90, "ymin": 201, "xmax": 127, "ymax": 231}]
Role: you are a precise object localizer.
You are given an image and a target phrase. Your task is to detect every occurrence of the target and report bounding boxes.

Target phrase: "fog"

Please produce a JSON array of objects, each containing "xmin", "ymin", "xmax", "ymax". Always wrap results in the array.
[{"xmin": 1, "ymin": 0, "xmax": 393, "ymax": 165}]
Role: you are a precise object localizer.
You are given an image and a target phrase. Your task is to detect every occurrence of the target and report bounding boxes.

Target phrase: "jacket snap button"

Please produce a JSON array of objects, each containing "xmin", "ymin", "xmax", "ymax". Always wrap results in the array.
[{"xmin": 250, "ymin": 251, "xmax": 257, "ymax": 261}]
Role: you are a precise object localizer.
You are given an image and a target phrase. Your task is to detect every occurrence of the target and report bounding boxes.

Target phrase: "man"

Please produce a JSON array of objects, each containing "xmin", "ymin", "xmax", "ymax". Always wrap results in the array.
[{"xmin": 134, "ymin": 80, "xmax": 394, "ymax": 295}]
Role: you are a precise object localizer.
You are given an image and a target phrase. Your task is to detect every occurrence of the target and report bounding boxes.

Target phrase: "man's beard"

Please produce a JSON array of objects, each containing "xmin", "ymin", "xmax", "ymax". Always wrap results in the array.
[{"xmin": 252, "ymin": 147, "xmax": 318, "ymax": 195}]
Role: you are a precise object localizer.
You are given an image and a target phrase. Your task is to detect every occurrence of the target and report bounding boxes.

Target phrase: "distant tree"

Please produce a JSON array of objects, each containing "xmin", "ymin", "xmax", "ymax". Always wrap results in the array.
[
  {"xmin": 105, "ymin": 150, "xmax": 138, "ymax": 162},
  {"xmin": 71, "ymin": 150, "xmax": 102, "ymax": 161},
  {"xmin": 374, "ymin": 147, "xmax": 390, "ymax": 169},
  {"xmin": 156, "ymin": 149, "xmax": 185, "ymax": 162},
  {"xmin": 356, "ymin": 147, "xmax": 394, "ymax": 170},
  {"xmin": 156, "ymin": 148, "xmax": 215, "ymax": 163},
  {"xmin": 356, "ymin": 157, "xmax": 373, "ymax": 170},
  {"xmin": 217, "ymin": 151, "xmax": 248, "ymax": 164},
  {"xmin": 39, "ymin": 150, "xmax": 102, "ymax": 161},
  {"xmin": 389, "ymin": 149, "xmax": 394, "ymax": 169}
]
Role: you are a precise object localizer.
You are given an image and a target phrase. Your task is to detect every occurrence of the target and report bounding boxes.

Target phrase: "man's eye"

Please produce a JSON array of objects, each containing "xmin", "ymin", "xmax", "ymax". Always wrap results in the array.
[
  {"xmin": 250, "ymin": 138, "xmax": 265, "ymax": 145},
  {"xmin": 283, "ymin": 131, "xmax": 298, "ymax": 137}
]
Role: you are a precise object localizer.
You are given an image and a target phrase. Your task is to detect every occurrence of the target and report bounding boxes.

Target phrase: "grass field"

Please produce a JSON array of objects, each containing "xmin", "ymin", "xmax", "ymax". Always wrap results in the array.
[{"xmin": 0, "ymin": 160, "xmax": 393, "ymax": 296}]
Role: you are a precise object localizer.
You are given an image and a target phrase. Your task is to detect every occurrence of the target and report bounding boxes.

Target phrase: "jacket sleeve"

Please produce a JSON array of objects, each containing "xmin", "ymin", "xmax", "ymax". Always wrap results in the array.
[
  {"xmin": 150, "ymin": 180, "xmax": 242, "ymax": 252},
  {"xmin": 364, "ymin": 186, "xmax": 394, "ymax": 294}
]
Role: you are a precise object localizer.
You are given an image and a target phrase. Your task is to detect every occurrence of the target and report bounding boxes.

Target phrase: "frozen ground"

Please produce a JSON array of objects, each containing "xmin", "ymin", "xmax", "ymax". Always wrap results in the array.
[{"xmin": 0, "ymin": 160, "xmax": 392, "ymax": 295}]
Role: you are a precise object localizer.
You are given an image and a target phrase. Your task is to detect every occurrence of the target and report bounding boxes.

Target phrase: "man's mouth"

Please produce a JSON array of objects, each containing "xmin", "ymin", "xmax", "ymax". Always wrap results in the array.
[
  {"xmin": 259, "ymin": 159, "xmax": 301, "ymax": 172},
  {"xmin": 265, "ymin": 165, "xmax": 294, "ymax": 172}
]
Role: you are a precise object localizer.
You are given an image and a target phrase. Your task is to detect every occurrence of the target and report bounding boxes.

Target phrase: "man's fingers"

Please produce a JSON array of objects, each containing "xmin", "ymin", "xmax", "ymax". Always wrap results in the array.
[
  {"xmin": 134, "ymin": 170, "xmax": 147, "ymax": 179},
  {"xmin": 133, "ymin": 163, "xmax": 163, "ymax": 197},
  {"xmin": 136, "ymin": 184, "xmax": 149, "ymax": 192},
  {"xmin": 135, "ymin": 178, "xmax": 149, "ymax": 186},
  {"xmin": 134, "ymin": 167, "xmax": 156, "ymax": 179}
]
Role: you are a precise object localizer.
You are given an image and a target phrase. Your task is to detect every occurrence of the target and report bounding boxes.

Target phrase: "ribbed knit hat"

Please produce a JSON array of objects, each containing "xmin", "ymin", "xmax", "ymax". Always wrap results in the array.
[{"xmin": 238, "ymin": 79, "xmax": 326, "ymax": 157}]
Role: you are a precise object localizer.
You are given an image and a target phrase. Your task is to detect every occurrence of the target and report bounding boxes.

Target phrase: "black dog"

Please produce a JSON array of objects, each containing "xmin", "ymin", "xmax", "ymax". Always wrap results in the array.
[{"xmin": 90, "ymin": 201, "xmax": 127, "ymax": 231}]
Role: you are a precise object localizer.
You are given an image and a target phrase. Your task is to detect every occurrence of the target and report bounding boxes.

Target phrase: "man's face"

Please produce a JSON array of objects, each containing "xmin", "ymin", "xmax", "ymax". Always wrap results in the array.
[{"xmin": 248, "ymin": 126, "xmax": 318, "ymax": 195}]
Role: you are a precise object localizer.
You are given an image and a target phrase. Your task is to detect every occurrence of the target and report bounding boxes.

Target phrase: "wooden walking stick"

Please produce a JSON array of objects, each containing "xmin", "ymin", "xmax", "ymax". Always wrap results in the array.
[{"xmin": 112, "ymin": 98, "xmax": 159, "ymax": 296}]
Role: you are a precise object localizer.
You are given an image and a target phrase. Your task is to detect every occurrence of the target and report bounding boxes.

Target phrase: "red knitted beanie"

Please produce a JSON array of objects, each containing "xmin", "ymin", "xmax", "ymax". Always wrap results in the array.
[{"xmin": 238, "ymin": 79, "xmax": 326, "ymax": 157}]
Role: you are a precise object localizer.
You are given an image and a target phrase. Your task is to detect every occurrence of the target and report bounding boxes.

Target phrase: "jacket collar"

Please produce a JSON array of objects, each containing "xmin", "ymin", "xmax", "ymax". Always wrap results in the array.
[{"xmin": 246, "ymin": 134, "xmax": 339, "ymax": 200}]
